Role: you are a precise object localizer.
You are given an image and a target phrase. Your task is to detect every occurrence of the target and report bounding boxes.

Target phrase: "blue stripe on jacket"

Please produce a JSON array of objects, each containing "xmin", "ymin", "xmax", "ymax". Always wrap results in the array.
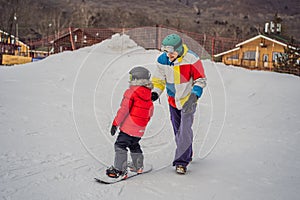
[
  {"xmin": 192, "ymin": 85, "xmax": 203, "ymax": 98},
  {"xmin": 166, "ymin": 83, "xmax": 176, "ymax": 97},
  {"xmin": 157, "ymin": 53, "xmax": 173, "ymax": 66}
]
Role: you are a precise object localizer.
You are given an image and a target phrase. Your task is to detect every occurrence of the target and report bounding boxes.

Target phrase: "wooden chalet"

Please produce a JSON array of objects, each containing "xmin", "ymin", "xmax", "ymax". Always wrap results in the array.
[
  {"xmin": 0, "ymin": 29, "xmax": 32, "ymax": 65},
  {"xmin": 214, "ymin": 33, "xmax": 299, "ymax": 71}
]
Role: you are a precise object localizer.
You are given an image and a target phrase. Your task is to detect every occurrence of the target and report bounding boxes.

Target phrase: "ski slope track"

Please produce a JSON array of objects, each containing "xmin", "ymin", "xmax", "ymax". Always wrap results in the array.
[{"xmin": 0, "ymin": 34, "xmax": 299, "ymax": 200}]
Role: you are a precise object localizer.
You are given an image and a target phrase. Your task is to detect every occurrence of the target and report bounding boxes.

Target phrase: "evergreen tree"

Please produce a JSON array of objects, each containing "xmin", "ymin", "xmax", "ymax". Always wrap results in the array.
[{"xmin": 274, "ymin": 39, "xmax": 300, "ymax": 75}]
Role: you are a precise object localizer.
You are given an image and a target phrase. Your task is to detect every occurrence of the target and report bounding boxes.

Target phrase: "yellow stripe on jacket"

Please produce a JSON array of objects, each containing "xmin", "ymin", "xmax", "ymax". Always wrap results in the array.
[{"xmin": 152, "ymin": 77, "xmax": 166, "ymax": 92}]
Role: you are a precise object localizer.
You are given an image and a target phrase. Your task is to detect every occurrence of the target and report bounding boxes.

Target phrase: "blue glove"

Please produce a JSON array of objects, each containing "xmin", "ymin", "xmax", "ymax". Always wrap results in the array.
[{"xmin": 182, "ymin": 93, "xmax": 198, "ymax": 113}]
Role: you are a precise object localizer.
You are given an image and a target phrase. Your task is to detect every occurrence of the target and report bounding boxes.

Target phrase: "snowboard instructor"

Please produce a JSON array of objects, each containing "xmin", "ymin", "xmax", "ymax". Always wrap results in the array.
[{"xmin": 151, "ymin": 34, "xmax": 207, "ymax": 174}]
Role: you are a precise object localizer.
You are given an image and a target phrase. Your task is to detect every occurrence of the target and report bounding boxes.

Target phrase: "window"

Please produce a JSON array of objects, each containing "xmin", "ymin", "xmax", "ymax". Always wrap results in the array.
[
  {"xmin": 263, "ymin": 54, "xmax": 268, "ymax": 62},
  {"xmin": 273, "ymin": 52, "xmax": 287, "ymax": 62},
  {"xmin": 227, "ymin": 54, "xmax": 239, "ymax": 60},
  {"xmin": 243, "ymin": 51, "xmax": 256, "ymax": 60},
  {"xmin": 272, "ymin": 52, "xmax": 280, "ymax": 61},
  {"xmin": 74, "ymin": 35, "xmax": 77, "ymax": 42}
]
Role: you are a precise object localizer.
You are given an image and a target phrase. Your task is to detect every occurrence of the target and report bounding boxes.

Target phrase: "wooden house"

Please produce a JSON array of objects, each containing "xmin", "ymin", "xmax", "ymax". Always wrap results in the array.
[
  {"xmin": 214, "ymin": 33, "xmax": 298, "ymax": 70},
  {"xmin": 52, "ymin": 28, "xmax": 114, "ymax": 53},
  {"xmin": 0, "ymin": 29, "xmax": 32, "ymax": 65}
]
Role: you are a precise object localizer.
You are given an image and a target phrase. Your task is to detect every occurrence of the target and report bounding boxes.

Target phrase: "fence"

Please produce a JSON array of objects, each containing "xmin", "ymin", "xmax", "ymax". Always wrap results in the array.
[
  {"xmin": 31, "ymin": 25, "xmax": 240, "ymax": 59},
  {"xmin": 29, "ymin": 25, "xmax": 299, "ymax": 76},
  {"xmin": 224, "ymin": 59, "xmax": 300, "ymax": 76}
]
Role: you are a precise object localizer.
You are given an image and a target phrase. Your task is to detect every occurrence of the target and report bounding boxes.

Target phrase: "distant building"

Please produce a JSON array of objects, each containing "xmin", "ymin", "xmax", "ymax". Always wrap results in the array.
[
  {"xmin": 52, "ymin": 28, "xmax": 115, "ymax": 53},
  {"xmin": 214, "ymin": 33, "xmax": 299, "ymax": 70},
  {"xmin": 0, "ymin": 29, "xmax": 32, "ymax": 65}
]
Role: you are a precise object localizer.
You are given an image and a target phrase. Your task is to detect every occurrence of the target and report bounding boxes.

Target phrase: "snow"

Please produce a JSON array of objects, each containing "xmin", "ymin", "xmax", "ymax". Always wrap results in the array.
[{"xmin": 1, "ymin": 33, "xmax": 300, "ymax": 200}]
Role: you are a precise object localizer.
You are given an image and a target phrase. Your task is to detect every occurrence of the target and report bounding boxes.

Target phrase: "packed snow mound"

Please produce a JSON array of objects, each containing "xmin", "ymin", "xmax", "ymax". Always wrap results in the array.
[{"xmin": 107, "ymin": 33, "xmax": 139, "ymax": 51}]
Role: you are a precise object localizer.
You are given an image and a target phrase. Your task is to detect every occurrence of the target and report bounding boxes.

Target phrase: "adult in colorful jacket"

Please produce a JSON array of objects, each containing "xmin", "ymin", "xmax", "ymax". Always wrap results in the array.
[{"xmin": 151, "ymin": 34, "xmax": 207, "ymax": 174}]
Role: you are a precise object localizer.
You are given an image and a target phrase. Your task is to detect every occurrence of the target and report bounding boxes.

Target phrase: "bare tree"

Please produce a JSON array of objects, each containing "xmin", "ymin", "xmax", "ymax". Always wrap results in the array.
[
  {"xmin": 0, "ymin": 0, "xmax": 20, "ymax": 35},
  {"xmin": 48, "ymin": 9, "xmax": 70, "ymax": 39},
  {"xmin": 193, "ymin": 2, "xmax": 201, "ymax": 15},
  {"xmin": 71, "ymin": 1, "xmax": 95, "ymax": 28}
]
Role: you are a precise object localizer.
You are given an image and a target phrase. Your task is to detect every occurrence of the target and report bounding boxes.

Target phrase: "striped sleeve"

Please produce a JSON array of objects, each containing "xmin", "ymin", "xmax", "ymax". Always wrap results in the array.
[
  {"xmin": 191, "ymin": 59, "xmax": 207, "ymax": 97},
  {"xmin": 192, "ymin": 59, "xmax": 207, "ymax": 88},
  {"xmin": 152, "ymin": 63, "xmax": 166, "ymax": 96}
]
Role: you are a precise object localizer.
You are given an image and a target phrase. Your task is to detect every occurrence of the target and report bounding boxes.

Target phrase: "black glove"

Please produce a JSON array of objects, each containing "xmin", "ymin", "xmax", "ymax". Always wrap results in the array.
[
  {"xmin": 182, "ymin": 93, "xmax": 198, "ymax": 113},
  {"xmin": 110, "ymin": 125, "xmax": 117, "ymax": 136},
  {"xmin": 151, "ymin": 92, "xmax": 159, "ymax": 102}
]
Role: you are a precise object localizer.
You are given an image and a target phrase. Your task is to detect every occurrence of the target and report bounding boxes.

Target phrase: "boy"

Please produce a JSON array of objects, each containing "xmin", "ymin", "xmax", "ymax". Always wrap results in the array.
[{"xmin": 106, "ymin": 66, "xmax": 154, "ymax": 179}]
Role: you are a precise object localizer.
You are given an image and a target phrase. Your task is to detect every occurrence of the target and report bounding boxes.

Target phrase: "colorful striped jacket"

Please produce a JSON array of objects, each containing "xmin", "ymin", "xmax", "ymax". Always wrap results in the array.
[{"xmin": 152, "ymin": 44, "xmax": 207, "ymax": 109}]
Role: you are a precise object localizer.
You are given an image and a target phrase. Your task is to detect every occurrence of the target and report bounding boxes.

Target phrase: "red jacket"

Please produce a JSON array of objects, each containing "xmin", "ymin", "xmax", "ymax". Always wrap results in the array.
[{"xmin": 113, "ymin": 85, "xmax": 154, "ymax": 138}]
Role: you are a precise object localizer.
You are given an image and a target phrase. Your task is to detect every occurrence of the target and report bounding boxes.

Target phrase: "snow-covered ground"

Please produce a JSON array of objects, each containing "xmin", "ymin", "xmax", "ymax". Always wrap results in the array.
[{"xmin": 0, "ymin": 34, "xmax": 299, "ymax": 200}]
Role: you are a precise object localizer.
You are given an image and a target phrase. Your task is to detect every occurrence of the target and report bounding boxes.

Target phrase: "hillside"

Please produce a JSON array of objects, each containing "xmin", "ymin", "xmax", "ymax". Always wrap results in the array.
[
  {"xmin": 0, "ymin": 34, "xmax": 299, "ymax": 200},
  {"xmin": 0, "ymin": 0, "xmax": 299, "ymax": 43}
]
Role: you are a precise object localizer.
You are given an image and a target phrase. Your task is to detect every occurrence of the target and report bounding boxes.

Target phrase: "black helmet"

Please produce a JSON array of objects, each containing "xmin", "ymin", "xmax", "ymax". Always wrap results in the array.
[{"xmin": 129, "ymin": 66, "xmax": 151, "ymax": 80}]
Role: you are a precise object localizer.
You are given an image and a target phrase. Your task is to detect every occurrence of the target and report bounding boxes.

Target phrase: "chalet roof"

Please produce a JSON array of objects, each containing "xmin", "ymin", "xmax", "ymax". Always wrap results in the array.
[
  {"xmin": 214, "ymin": 33, "xmax": 298, "ymax": 57},
  {"xmin": 52, "ymin": 28, "xmax": 115, "ymax": 43},
  {"xmin": 236, "ymin": 34, "xmax": 287, "ymax": 47},
  {"xmin": 52, "ymin": 28, "xmax": 81, "ymax": 43},
  {"xmin": 214, "ymin": 47, "xmax": 240, "ymax": 57},
  {"xmin": 0, "ymin": 29, "xmax": 29, "ymax": 48},
  {"xmin": 264, "ymin": 33, "xmax": 300, "ymax": 46}
]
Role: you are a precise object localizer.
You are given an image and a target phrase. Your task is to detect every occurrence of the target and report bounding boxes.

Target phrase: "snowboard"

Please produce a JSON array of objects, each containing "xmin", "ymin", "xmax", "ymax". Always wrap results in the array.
[{"xmin": 94, "ymin": 163, "xmax": 153, "ymax": 184}]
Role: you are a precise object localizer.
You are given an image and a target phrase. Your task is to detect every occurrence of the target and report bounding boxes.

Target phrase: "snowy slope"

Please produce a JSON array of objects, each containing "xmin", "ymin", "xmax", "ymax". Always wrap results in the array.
[{"xmin": 0, "ymin": 34, "xmax": 299, "ymax": 200}]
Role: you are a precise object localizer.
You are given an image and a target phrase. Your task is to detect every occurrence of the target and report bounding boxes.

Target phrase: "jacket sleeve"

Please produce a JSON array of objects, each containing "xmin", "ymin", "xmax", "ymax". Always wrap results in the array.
[
  {"xmin": 149, "ymin": 104, "xmax": 154, "ymax": 118},
  {"xmin": 152, "ymin": 58, "xmax": 167, "ymax": 96},
  {"xmin": 191, "ymin": 59, "xmax": 207, "ymax": 98},
  {"xmin": 152, "ymin": 53, "xmax": 170, "ymax": 96},
  {"xmin": 112, "ymin": 89, "xmax": 134, "ymax": 126}
]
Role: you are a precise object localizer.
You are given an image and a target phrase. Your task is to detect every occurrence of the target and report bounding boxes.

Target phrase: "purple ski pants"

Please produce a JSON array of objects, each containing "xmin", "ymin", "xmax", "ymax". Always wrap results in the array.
[{"xmin": 169, "ymin": 104, "xmax": 197, "ymax": 167}]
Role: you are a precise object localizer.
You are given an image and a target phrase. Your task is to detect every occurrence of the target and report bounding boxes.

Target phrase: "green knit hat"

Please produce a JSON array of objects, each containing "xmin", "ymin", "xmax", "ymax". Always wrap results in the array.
[{"xmin": 161, "ymin": 34, "xmax": 183, "ymax": 55}]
